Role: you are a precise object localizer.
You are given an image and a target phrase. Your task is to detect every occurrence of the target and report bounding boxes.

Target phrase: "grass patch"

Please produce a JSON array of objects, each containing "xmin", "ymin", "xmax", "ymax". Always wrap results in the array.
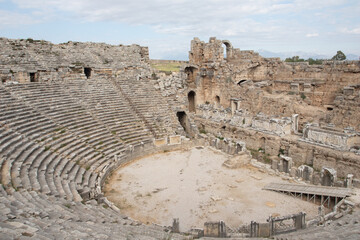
[
  {"xmin": 150, "ymin": 61, "xmax": 182, "ymax": 73},
  {"xmin": 199, "ymin": 129, "xmax": 207, "ymax": 134},
  {"xmin": 264, "ymin": 154, "xmax": 271, "ymax": 164}
]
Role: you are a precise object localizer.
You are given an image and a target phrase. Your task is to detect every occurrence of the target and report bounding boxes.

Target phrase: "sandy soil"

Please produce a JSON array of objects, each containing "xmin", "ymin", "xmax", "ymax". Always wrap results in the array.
[{"xmin": 104, "ymin": 147, "xmax": 320, "ymax": 230}]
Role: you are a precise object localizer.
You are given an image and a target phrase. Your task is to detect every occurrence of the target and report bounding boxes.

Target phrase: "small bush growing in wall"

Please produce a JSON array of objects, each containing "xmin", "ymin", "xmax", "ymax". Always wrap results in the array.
[
  {"xmin": 263, "ymin": 154, "xmax": 271, "ymax": 164},
  {"xmin": 199, "ymin": 129, "xmax": 207, "ymax": 134},
  {"xmin": 301, "ymin": 93, "xmax": 306, "ymax": 99}
]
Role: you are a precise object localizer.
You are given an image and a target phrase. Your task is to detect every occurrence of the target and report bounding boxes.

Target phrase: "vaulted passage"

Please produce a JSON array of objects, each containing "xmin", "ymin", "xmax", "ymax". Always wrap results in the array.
[
  {"xmin": 84, "ymin": 67, "xmax": 92, "ymax": 79},
  {"xmin": 177, "ymin": 111, "xmax": 189, "ymax": 134},
  {"xmin": 188, "ymin": 91, "xmax": 196, "ymax": 113}
]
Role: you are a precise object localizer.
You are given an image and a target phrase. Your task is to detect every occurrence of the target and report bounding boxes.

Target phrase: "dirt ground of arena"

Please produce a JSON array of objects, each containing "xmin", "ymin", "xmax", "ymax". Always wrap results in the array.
[{"xmin": 104, "ymin": 147, "xmax": 321, "ymax": 230}]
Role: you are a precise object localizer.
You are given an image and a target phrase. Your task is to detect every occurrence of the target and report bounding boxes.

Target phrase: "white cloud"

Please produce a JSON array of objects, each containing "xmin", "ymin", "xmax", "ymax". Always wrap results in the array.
[
  {"xmin": 306, "ymin": 33, "xmax": 319, "ymax": 37},
  {"xmin": 0, "ymin": 10, "xmax": 40, "ymax": 28},
  {"xmin": 4, "ymin": 0, "xmax": 360, "ymax": 58},
  {"xmin": 341, "ymin": 27, "xmax": 360, "ymax": 34}
]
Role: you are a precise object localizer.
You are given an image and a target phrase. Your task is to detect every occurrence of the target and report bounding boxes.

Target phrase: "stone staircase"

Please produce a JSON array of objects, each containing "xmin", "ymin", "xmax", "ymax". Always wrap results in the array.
[
  {"xmin": 112, "ymin": 75, "xmax": 181, "ymax": 138},
  {"xmin": 0, "ymin": 185, "xmax": 184, "ymax": 239}
]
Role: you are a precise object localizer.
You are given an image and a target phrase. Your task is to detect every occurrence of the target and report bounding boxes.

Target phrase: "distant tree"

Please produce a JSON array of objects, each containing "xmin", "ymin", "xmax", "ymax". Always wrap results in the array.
[
  {"xmin": 285, "ymin": 56, "xmax": 305, "ymax": 62},
  {"xmin": 331, "ymin": 51, "xmax": 346, "ymax": 61},
  {"xmin": 307, "ymin": 58, "xmax": 323, "ymax": 65}
]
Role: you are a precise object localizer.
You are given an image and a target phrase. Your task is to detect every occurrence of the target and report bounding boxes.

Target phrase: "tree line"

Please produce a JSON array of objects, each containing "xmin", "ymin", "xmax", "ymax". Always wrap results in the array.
[{"xmin": 285, "ymin": 51, "xmax": 346, "ymax": 65}]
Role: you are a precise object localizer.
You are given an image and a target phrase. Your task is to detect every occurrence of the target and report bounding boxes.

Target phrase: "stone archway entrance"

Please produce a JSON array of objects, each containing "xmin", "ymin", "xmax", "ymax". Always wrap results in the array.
[
  {"xmin": 222, "ymin": 40, "xmax": 233, "ymax": 60},
  {"xmin": 321, "ymin": 167, "xmax": 336, "ymax": 186},
  {"xmin": 188, "ymin": 91, "xmax": 196, "ymax": 113},
  {"xmin": 177, "ymin": 111, "xmax": 193, "ymax": 137}
]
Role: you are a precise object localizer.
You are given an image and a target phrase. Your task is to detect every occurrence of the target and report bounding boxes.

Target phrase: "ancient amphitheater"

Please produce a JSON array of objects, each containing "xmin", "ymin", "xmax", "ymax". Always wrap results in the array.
[{"xmin": 0, "ymin": 37, "xmax": 359, "ymax": 239}]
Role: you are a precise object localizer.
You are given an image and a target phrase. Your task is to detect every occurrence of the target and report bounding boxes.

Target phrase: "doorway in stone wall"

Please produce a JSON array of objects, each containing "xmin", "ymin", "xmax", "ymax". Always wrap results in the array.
[
  {"xmin": 177, "ymin": 111, "xmax": 191, "ymax": 137},
  {"xmin": 84, "ymin": 67, "xmax": 92, "ymax": 79},
  {"xmin": 184, "ymin": 66, "xmax": 197, "ymax": 83},
  {"xmin": 260, "ymin": 137, "xmax": 266, "ymax": 152},
  {"xmin": 215, "ymin": 95, "xmax": 220, "ymax": 107},
  {"xmin": 188, "ymin": 91, "xmax": 196, "ymax": 113},
  {"xmin": 29, "ymin": 72, "xmax": 38, "ymax": 82},
  {"xmin": 322, "ymin": 168, "xmax": 333, "ymax": 186}
]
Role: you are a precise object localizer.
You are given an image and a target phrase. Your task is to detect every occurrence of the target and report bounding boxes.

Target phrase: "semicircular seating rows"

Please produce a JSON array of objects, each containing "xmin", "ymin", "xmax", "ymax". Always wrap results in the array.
[{"xmin": 0, "ymin": 77, "xmax": 184, "ymax": 239}]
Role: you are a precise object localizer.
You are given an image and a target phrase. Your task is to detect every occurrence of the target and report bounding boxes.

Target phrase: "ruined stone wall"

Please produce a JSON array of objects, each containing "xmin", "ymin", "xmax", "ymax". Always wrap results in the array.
[
  {"xmin": 194, "ymin": 116, "xmax": 360, "ymax": 179},
  {"xmin": 183, "ymin": 37, "xmax": 360, "ymax": 132},
  {"xmin": 328, "ymin": 85, "xmax": 360, "ymax": 131},
  {"xmin": 164, "ymin": 37, "xmax": 360, "ymax": 183},
  {"xmin": 0, "ymin": 38, "xmax": 150, "ymax": 83}
]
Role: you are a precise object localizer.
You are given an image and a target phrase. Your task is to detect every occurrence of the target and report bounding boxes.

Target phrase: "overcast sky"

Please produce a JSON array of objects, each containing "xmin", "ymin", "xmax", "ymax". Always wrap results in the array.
[{"xmin": 1, "ymin": 0, "xmax": 359, "ymax": 60}]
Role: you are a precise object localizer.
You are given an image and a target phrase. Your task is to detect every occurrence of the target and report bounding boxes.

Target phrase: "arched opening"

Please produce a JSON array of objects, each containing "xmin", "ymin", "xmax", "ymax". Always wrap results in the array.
[
  {"xmin": 321, "ymin": 167, "xmax": 336, "ymax": 187},
  {"xmin": 222, "ymin": 41, "xmax": 232, "ymax": 60},
  {"xmin": 237, "ymin": 80, "xmax": 247, "ymax": 86},
  {"xmin": 215, "ymin": 95, "xmax": 220, "ymax": 107},
  {"xmin": 260, "ymin": 137, "xmax": 266, "ymax": 152},
  {"xmin": 84, "ymin": 67, "xmax": 92, "ymax": 79},
  {"xmin": 177, "ymin": 111, "xmax": 193, "ymax": 137},
  {"xmin": 184, "ymin": 66, "xmax": 197, "ymax": 83},
  {"xmin": 188, "ymin": 91, "xmax": 196, "ymax": 113}
]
